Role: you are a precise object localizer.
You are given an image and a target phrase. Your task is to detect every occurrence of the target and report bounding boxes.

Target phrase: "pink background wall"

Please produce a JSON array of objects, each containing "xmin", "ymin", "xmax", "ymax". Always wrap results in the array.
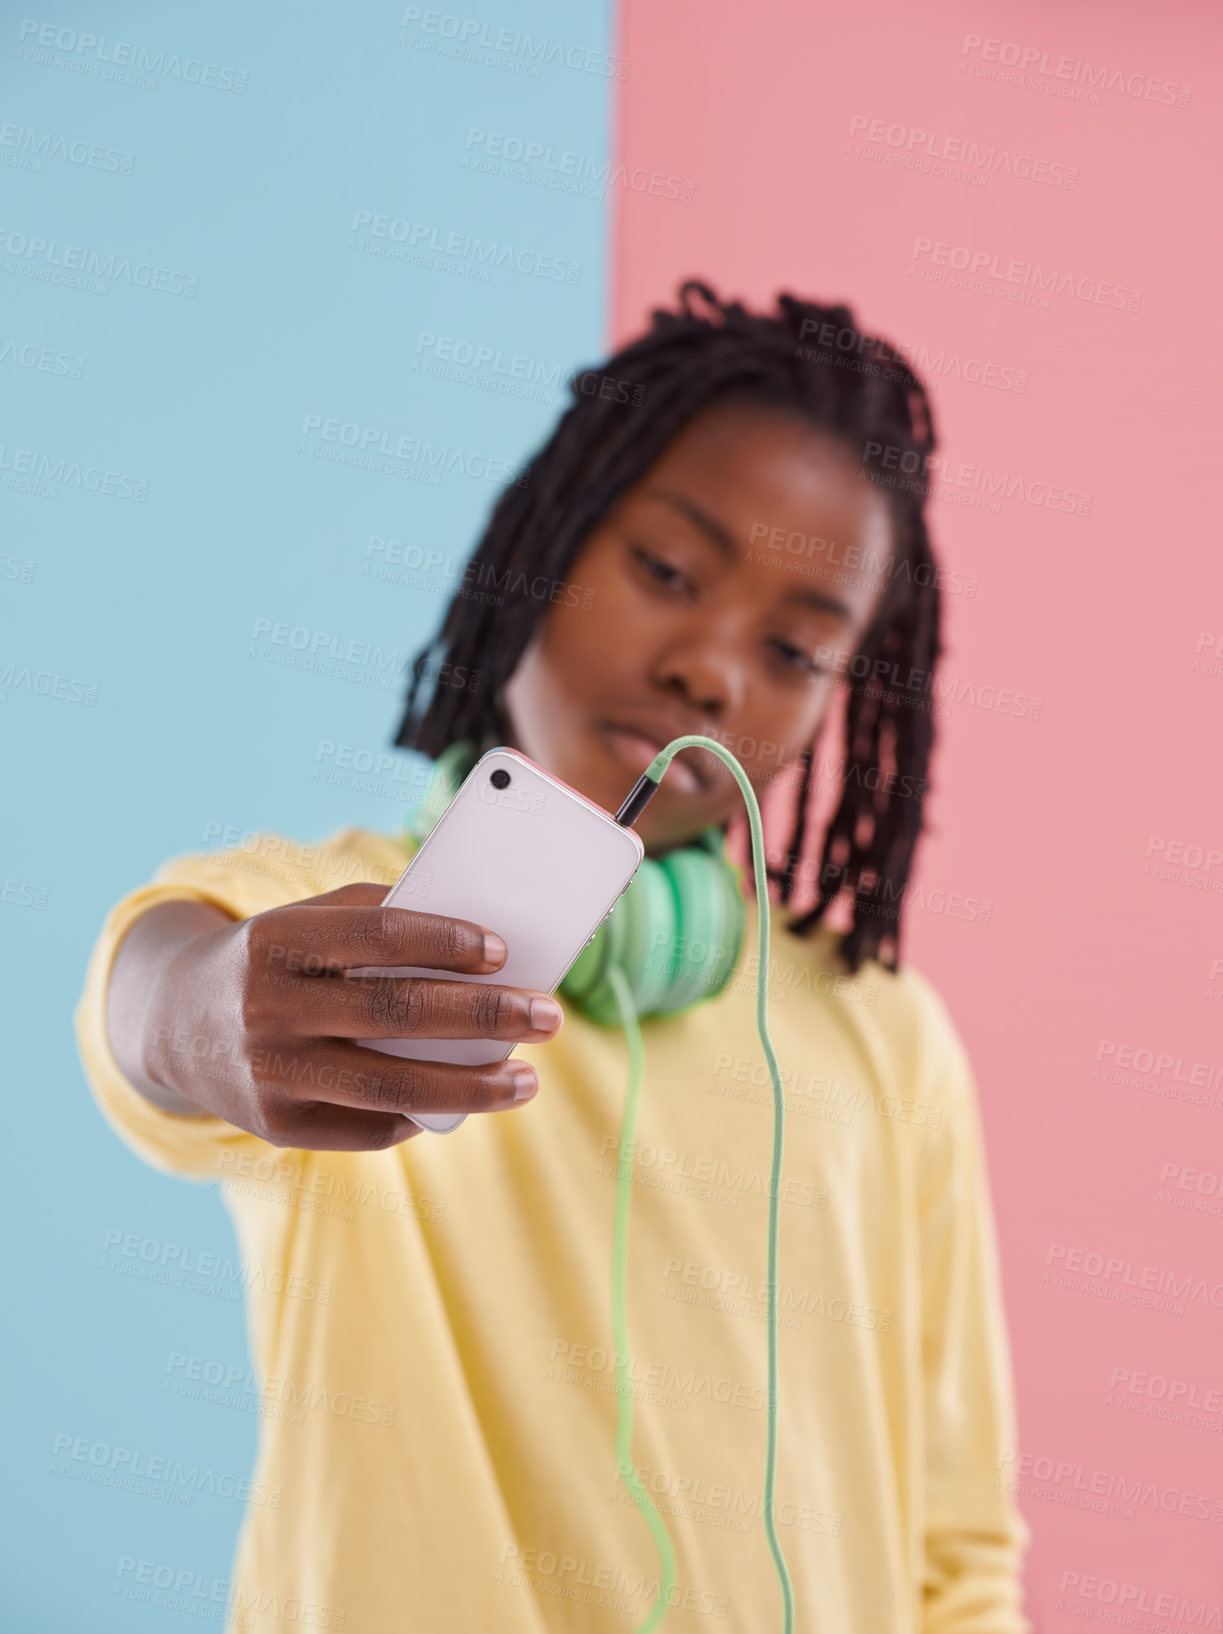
[{"xmin": 612, "ymin": 0, "xmax": 1223, "ymax": 1622}]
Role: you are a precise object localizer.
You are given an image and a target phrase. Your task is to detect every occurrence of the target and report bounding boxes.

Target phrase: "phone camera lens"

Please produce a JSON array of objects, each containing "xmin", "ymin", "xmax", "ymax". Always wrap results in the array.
[{"xmin": 490, "ymin": 769, "xmax": 511, "ymax": 790}]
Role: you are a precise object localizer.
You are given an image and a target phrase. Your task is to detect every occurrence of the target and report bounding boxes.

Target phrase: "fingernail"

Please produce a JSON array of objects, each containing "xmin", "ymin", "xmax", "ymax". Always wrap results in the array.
[
  {"xmin": 529, "ymin": 997, "xmax": 563, "ymax": 1033},
  {"xmin": 482, "ymin": 931, "xmax": 507, "ymax": 964},
  {"xmin": 510, "ymin": 1065, "xmax": 538, "ymax": 1103}
]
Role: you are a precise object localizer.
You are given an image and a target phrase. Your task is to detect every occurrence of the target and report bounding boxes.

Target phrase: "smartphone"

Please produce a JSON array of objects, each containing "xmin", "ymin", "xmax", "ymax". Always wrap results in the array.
[{"xmin": 350, "ymin": 746, "xmax": 645, "ymax": 1132}]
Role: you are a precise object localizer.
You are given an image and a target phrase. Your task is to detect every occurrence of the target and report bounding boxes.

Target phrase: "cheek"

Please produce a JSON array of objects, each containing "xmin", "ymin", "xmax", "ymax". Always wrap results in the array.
[
  {"xmin": 707, "ymin": 692, "xmax": 823, "ymax": 803},
  {"xmin": 537, "ymin": 595, "xmax": 611, "ymax": 681},
  {"xmin": 504, "ymin": 566, "xmax": 620, "ymax": 713},
  {"xmin": 569, "ymin": 543, "xmax": 637, "ymax": 628},
  {"xmin": 754, "ymin": 675, "xmax": 834, "ymax": 756},
  {"xmin": 537, "ymin": 546, "xmax": 642, "ymax": 671}
]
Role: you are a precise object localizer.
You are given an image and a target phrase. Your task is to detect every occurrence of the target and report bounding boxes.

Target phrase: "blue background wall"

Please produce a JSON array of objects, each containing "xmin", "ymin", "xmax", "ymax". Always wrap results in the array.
[{"xmin": 1, "ymin": 4, "xmax": 611, "ymax": 1623}]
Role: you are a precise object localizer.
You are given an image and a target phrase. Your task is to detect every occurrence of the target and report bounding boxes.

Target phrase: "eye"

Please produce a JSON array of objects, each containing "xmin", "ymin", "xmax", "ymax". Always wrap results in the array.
[
  {"xmin": 769, "ymin": 637, "xmax": 825, "ymax": 677},
  {"xmin": 630, "ymin": 543, "xmax": 691, "ymax": 594}
]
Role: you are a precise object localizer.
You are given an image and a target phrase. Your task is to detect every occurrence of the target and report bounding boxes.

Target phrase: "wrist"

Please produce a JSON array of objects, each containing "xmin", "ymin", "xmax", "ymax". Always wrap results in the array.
[{"xmin": 108, "ymin": 900, "xmax": 232, "ymax": 1118}]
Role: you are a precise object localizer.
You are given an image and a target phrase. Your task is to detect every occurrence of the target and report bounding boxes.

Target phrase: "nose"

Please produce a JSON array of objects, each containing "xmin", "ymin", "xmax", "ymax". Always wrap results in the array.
[{"xmin": 652, "ymin": 630, "xmax": 745, "ymax": 719}]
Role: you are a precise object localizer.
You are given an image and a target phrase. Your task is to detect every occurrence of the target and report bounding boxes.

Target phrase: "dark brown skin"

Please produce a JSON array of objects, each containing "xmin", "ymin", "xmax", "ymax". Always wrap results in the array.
[
  {"xmin": 502, "ymin": 399, "xmax": 893, "ymax": 854},
  {"xmin": 107, "ymin": 400, "xmax": 893, "ymax": 1147}
]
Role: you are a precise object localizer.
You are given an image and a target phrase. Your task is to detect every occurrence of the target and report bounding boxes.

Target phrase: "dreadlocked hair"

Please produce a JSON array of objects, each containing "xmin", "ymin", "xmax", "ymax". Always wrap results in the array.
[{"xmin": 394, "ymin": 279, "xmax": 942, "ymax": 974}]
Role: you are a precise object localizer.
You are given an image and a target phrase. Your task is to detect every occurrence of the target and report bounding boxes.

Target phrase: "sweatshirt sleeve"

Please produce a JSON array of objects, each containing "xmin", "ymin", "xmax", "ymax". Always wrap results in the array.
[
  {"xmin": 74, "ymin": 873, "xmax": 273, "ymax": 1181},
  {"xmin": 912, "ymin": 981, "xmax": 1031, "ymax": 1634},
  {"xmin": 74, "ymin": 827, "xmax": 410, "ymax": 1182}
]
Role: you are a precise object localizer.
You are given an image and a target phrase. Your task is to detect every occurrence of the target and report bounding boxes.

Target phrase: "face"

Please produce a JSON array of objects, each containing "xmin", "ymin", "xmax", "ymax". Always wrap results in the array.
[{"xmin": 499, "ymin": 398, "xmax": 895, "ymax": 853}]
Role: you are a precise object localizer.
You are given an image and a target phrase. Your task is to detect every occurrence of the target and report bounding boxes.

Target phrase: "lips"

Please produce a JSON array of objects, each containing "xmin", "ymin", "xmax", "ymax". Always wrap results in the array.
[{"xmin": 598, "ymin": 718, "xmax": 716, "ymax": 794}]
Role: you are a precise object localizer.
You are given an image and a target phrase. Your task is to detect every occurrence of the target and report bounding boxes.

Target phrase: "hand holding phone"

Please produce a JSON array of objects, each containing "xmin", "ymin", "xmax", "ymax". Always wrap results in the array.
[
  {"xmin": 126, "ymin": 880, "xmax": 569, "ymax": 1150},
  {"xmin": 352, "ymin": 746, "xmax": 644, "ymax": 1132}
]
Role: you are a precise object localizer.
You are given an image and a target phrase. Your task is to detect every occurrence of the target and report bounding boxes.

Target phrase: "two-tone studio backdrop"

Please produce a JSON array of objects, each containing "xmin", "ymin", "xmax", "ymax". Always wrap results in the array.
[{"xmin": 3, "ymin": 0, "xmax": 1219, "ymax": 1627}]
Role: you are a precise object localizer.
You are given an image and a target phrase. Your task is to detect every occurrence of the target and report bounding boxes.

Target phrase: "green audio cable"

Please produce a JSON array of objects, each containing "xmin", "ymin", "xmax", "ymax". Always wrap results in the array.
[
  {"xmin": 608, "ymin": 962, "xmax": 677, "ymax": 1631},
  {"xmin": 609, "ymin": 734, "xmax": 795, "ymax": 1633}
]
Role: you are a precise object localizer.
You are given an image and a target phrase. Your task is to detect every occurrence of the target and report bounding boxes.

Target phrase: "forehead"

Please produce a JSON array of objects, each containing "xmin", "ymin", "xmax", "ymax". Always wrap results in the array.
[
  {"xmin": 633, "ymin": 398, "xmax": 890, "ymax": 537},
  {"xmin": 619, "ymin": 398, "xmax": 895, "ymax": 600}
]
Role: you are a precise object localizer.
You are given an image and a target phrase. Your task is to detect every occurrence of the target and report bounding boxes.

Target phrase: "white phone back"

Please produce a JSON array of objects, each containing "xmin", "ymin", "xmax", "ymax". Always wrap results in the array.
[{"xmin": 350, "ymin": 747, "xmax": 644, "ymax": 1132}]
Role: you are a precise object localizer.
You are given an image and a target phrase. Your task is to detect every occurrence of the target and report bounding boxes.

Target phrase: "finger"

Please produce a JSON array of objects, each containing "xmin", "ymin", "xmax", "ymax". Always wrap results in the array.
[
  {"xmin": 256, "ymin": 1100, "xmax": 425, "ymax": 1154},
  {"xmin": 250, "ymin": 897, "xmax": 508, "ymax": 977},
  {"xmin": 286, "ymin": 972, "xmax": 563, "ymax": 1043},
  {"xmin": 259, "ymin": 1040, "xmax": 540, "ymax": 1119}
]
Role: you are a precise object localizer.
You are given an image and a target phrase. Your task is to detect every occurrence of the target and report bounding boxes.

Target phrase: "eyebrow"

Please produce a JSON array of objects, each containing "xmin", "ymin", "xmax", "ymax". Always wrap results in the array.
[{"xmin": 644, "ymin": 488, "xmax": 855, "ymax": 622}]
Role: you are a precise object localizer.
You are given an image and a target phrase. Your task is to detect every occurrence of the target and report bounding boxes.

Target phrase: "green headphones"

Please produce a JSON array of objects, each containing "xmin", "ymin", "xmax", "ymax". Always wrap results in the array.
[{"xmin": 405, "ymin": 739, "xmax": 746, "ymax": 1024}]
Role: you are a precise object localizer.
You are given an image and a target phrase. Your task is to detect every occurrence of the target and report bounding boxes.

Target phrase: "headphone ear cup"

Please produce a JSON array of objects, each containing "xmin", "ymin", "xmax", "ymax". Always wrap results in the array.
[
  {"xmin": 559, "ymin": 859, "xmax": 677, "ymax": 1026},
  {"xmin": 560, "ymin": 838, "xmax": 745, "ymax": 1025},
  {"xmin": 654, "ymin": 849, "xmax": 740, "ymax": 1015},
  {"xmin": 560, "ymin": 922, "xmax": 605, "ymax": 1007},
  {"xmin": 623, "ymin": 859, "xmax": 680, "ymax": 1017}
]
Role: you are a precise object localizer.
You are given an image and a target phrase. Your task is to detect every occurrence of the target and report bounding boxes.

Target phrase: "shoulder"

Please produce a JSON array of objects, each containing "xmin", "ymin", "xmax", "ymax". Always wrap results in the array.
[
  {"xmin": 870, "ymin": 955, "xmax": 970, "ymax": 1083},
  {"xmin": 772, "ymin": 911, "xmax": 973, "ymax": 1106},
  {"xmin": 152, "ymin": 824, "xmax": 413, "ymax": 914}
]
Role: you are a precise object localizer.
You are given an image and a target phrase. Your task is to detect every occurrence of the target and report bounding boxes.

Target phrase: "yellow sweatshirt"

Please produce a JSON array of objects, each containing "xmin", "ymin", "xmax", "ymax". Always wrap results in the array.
[{"xmin": 75, "ymin": 824, "xmax": 1030, "ymax": 1634}]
